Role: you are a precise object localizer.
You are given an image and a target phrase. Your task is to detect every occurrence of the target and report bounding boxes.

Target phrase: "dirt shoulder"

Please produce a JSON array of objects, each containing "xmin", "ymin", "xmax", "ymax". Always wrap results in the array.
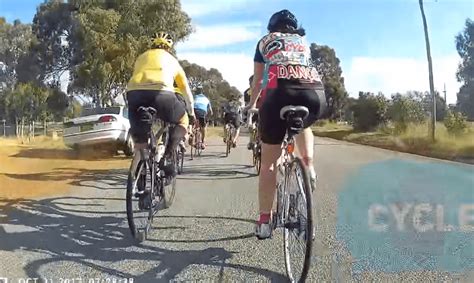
[{"xmin": 0, "ymin": 137, "xmax": 129, "ymax": 200}]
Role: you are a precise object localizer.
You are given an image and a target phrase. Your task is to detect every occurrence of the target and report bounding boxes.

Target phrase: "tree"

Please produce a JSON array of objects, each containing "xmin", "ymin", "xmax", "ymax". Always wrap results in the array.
[
  {"xmin": 455, "ymin": 18, "xmax": 474, "ymax": 120},
  {"xmin": 419, "ymin": 0, "xmax": 436, "ymax": 140},
  {"xmin": 67, "ymin": 0, "xmax": 193, "ymax": 106},
  {"xmin": 0, "ymin": 18, "xmax": 33, "ymax": 91},
  {"xmin": 310, "ymin": 43, "xmax": 348, "ymax": 120},
  {"xmin": 31, "ymin": 0, "xmax": 80, "ymax": 83},
  {"xmin": 46, "ymin": 86, "xmax": 69, "ymax": 121},
  {"xmin": 352, "ymin": 92, "xmax": 389, "ymax": 131},
  {"xmin": 388, "ymin": 92, "xmax": 426, "ymax": 133}
]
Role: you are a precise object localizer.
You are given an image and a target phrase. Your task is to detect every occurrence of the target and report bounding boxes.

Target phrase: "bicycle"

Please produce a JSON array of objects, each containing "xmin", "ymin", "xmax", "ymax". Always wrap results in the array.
[
  {"xmin": 271, "ymin": 105, "xmax": 314, "ymax": 282},
  {"xmin": 176, "ymin": 138, "xmax": 185, "ymax": 174},
  {"xmin": 224, "ymin": 122, "xmax": 236, "ymax": 157},
  {"xmin": 126, "ymin": 106, "xmax": 178, "ymax": 242},
  {"xmin": 247, "ymin": 109, "xmax": 261, "ymax": 175},
  {"xmin": 190, "ymin": 123, "xmax": 202, "ymax": 160}
]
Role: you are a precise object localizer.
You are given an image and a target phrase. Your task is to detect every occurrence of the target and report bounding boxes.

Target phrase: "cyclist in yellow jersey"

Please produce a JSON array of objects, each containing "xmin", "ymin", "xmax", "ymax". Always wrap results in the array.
[{"xmin": 126, "ymin": 32, "xmax": 195, "ymax": 176}]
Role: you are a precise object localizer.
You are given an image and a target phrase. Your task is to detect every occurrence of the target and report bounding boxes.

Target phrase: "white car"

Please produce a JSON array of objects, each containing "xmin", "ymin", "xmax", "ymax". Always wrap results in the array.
[{"xmin": 63, "ymin": 106, "xmax": 134, "ymax": 156}]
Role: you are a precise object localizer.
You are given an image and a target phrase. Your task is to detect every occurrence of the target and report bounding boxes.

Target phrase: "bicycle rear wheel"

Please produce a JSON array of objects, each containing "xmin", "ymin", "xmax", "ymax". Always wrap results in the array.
[
  {"xmin": 283, "ymin": 157, "xmax": 313, "ymax": 282},
  {"xmin": 225, "ymin": 126, "xmax": 232, "ymax": 157},
  {"xmin": 195, "ymin": 130, "xmax": 202, "ymax": 156},
  {"xmin": 126, "ymin": 155, "xmax": 154, "ymax": 242}
]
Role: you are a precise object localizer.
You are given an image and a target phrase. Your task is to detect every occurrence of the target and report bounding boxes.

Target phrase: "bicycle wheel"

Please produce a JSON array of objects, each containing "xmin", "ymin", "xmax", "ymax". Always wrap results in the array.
[
  {"xmin": 177, "ymin": 146, "xmax": 184, "ymax": 174},
  {"xmin": 254, "ymin": 143, "xmax": 261, "ymax": 175},
  {"xmin": 162, "ymin": 149, "xmax": 177, "ymax": 208},
  {"xmin": 195, "ymin": 130, "xmax": 202, "ymax": 157},
  {"xmin": 126, "ymin": 155, "xmax": 154, "ymax": 242},
  {"xmin": 225, "ymin": 127, "xmax": 232, "ymax": 157},
  {"xmin": 283, "ymin": 157, "xmax": 313, "ymax": 282}
]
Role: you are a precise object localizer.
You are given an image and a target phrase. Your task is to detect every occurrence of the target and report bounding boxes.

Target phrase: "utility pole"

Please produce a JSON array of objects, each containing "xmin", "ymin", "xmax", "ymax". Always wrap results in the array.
[
  {"xmin": 443, "ymin": 83, "xmax": 447, "ymax": 106},
  {"xmin": 419, "ymin": 0, "xmax": 436, "ymax": 141}
]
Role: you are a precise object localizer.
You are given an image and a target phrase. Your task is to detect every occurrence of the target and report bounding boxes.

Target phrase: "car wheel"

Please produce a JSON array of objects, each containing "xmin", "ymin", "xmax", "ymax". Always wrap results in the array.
[{"xmin": 124, "ymin": 134, "xmax": 134, "ymax": 157}]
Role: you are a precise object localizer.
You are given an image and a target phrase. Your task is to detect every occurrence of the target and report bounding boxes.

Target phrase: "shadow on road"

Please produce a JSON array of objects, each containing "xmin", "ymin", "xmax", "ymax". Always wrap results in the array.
[
  {"xmin": 11, "ymin": 148, "xmax": 130, "ymax": 161},
  {"xmin": 180, "ymin": 164, "xmax": 256, "ymax": 180},
  {"xmin": 2, "ymin": 168, "xmax": 128, "ymax": 191},
  {"xmin": 0, "ymin": 196, "xmax": 288, "ymax": 281}
]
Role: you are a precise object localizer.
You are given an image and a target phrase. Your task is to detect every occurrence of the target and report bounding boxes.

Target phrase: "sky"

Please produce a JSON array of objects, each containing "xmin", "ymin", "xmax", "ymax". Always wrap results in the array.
[{"xmin": 1, "ymin": 0, "xmax": 473, "ymax": 103}]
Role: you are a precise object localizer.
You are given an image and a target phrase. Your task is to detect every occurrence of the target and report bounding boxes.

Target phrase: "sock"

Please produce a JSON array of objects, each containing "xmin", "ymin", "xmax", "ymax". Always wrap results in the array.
[{"xmin": 258, "ymin": 213, "xmax": 271, "ymax": 224}]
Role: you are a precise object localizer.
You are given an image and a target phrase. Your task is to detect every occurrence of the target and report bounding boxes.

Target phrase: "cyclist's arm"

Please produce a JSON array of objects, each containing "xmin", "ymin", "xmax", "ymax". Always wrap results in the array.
[
  {"xmin": 175, "ymin": 66, "xmax": 194, "ymax": 116},
  {"xmin": 249, "ymin": 63, "xmax": 264, "ymax": 108},
  {"xmin": 207, "ymin": 102, "xmax": 213, "ymax": 116},
  {"xmin": 249, "ymin": 42, "xmax": 264, "ymax": 108}
]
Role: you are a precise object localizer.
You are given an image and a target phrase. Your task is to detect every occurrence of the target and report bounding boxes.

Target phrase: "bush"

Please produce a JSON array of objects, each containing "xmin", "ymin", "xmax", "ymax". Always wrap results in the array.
[
  {"xmin": 444, "ymin": 111, "xmax": 467, "ymax": 136},
  {"xmin": 314, "ymin": 119, "xmax": 328, "ymax": 127},
  {"xmin": 388, "ymin": 93, "xmax": 427, "ymax": 133},
  {"xmin": 352, "ymin": 92, "xmax": 388, "ymax": 131}
]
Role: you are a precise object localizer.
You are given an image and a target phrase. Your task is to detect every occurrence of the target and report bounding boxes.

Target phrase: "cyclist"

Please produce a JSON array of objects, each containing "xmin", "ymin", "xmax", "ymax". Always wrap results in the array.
[
  {"xmin": 222, "ymin": 101, "xmax": 242, "ymax": 148},
  {"xmin": 174, "ymin": 86, "xmax": 192, "ymax": 152},
  {"xmin": 244, "ymin": 75, "xmax": 261, "ymax": 150},
  {"xmin": 245, "ymin": 10, "xmax": 326, "ymax": 239},
  {"xmin": 193, "ymin": 85, "xmax": 213, "ymax": 149},
  {"xmin": 126, "ymin": 32, "xmax": 195, "ymax": 177}
]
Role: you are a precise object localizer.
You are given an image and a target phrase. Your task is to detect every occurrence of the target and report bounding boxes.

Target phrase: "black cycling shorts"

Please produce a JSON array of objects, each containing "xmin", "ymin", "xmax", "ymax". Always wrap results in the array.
[
  {"xmin": 259, "ymin": 85, "xmax": 326, "ymax": 145},
  {"xmin": 194, "ymin": 108, "xmax": 207, "ymax": 128},
  {"xmin": 224, "ymin": 112, "xmax": 241, "ymax": 128},
  {"xmin": 127, "ymin": 90, "xmax": 186, "ymax": 143}
]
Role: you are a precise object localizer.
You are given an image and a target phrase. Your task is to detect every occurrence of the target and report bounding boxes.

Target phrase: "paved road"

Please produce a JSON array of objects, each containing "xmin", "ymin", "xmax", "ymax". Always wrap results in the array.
[{"xmin": 1, "ymin": 135, "xmax": 473, "ymax": 282}]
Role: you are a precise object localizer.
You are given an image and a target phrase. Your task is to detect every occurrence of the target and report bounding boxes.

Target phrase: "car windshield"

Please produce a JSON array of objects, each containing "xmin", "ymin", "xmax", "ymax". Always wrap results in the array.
[{"xmin": 80, "ymin": 107, "xmax": 121, "ymax": 117}]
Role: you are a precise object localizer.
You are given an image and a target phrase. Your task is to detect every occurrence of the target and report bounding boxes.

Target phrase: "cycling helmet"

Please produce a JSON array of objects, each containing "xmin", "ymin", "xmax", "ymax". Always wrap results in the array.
[
  {"xmin": 152, "ymin": 32, "xmax": 173, "ymax": 50},
  {"xmin": 195, "ymin": 84, "xmax": 203, "ymax": 93},
  {"xmin": 267, "ymin": 9, "xmax": 298, "ymax": 32}
]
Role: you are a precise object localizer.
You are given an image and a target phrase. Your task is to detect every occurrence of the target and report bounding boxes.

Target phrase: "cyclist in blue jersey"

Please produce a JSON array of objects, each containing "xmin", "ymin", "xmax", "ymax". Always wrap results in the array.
[{"xmin": 193, "ymin": 85, "xmax": 213, "ymax": 149}]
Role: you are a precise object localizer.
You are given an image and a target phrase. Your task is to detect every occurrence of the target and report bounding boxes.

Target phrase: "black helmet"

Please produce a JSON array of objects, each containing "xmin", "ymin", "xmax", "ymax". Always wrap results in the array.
[{"xmin": 267, "ymin": 9, "xmax": 298, "ymax": 32}]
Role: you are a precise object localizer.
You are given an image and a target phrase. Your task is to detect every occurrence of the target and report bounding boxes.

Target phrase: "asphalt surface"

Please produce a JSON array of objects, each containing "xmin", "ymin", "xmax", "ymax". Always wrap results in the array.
[{"xmin": 1, "ymin": 134, "xmax": 473, "ymax": 282}]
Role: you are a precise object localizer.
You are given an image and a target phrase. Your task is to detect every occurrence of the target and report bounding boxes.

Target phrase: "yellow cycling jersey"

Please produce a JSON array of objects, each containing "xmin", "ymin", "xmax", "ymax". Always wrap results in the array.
[{"xmin": 127, "ymin": 49, "xmax": 189, "ymax": 95}]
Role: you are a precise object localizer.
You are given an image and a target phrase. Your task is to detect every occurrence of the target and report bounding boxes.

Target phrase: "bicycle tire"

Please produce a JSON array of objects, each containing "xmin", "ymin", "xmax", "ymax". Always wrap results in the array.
[
  {"xmin": 283, "ymin": 157, "xmax": 313, "ymax": 282},
  {"xmin": 177, "ymin": 147, "xmax": 184, "ymax": 174},
  {"xmin": 126, "ymin": 156, "xmax": 153, "ymax": 242},
  {"xmin": 190, "ymin": 135, "xmax": 194, "ymax": 160},
  {"xmin": 225, "ymin": 126, "xmax": 232, "ymax": 157},
  {"xmin": 254, "ymin": 144, "xmax": 261, "ymax": 175},
  {"xmin": 163, "ymin": 149, "xmax": 177, "ymax": 208},
  {"xmin": 196, "ymin": 130, "xmax": 202, "ymax": 157}
]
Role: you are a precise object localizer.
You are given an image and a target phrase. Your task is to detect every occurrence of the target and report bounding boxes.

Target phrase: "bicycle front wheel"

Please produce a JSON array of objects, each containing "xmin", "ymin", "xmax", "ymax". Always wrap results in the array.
[
  {"xmin": 162, "ymin": 149, "xmax": 177, "ymax": 208},
  {"xmin": 126, "ymin": 155, "xmax": 153, "ymax": 242},
  {"xmin": 254, "ymin": 144, "xmax": 261, "ymax": 175},
  {"xmin": 283, "ymin": 157, "xmax": 313, "ymax": 282}
]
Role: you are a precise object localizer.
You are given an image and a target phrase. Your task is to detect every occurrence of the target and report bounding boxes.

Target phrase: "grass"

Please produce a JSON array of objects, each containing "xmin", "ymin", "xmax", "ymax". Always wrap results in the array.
[
  {"xmin": 312, "ymin": 120, "xmax": 474, "ymax": 163},
  {"xmin": 0, "ymin": 135, "xmax": 67, "ymax": 149}
]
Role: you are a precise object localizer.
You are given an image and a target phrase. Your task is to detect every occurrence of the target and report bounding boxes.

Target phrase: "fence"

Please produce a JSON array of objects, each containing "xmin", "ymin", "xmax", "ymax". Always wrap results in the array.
[{"xmin": 0, "ymin": 120, "xmax": 64, "ymax": 138}]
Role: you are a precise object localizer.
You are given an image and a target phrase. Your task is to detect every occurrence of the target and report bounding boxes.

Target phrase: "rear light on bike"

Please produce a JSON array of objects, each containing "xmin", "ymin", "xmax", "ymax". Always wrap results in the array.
[
  {"xmin": 287, "ymin": 143, "xmax": 295, "ymax": 154},
  {"xmin": 98, "ymin": 115, "xmax": 117, "ymax": 123}
]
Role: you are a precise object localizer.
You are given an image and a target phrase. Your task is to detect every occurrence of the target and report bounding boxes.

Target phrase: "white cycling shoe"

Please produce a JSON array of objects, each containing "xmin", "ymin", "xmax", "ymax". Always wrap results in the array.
[{"xmin": 255, "ymin": 222, "xmax": 272, "ymax": 239}]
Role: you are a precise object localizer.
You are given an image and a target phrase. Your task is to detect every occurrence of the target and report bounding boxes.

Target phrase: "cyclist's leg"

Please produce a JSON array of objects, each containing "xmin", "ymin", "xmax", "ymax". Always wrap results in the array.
[
  {"xmin": 126, "ymin": 90, "xmax": 154, "ymax": 152},
  {"xmin": 292, "ymin": 88, "xmax": 326, "ymax": 186},
  {"xmin": 153, "ymin": 90, "xmax": 187, "ymax": 164},
  {"xmin": 256, "ymin": 89, "xmax": 286, "ymax": 238},
  {"xmin": 232, "ymin": 115, "xmax": 241, "ymax": 146},
  {"xmin": 223, "ymin": 114, "xmax": 229, "ymax": 143},
  {"xmin": 200, "ymin": 116, "xmax": 207, "ymax": 148}
]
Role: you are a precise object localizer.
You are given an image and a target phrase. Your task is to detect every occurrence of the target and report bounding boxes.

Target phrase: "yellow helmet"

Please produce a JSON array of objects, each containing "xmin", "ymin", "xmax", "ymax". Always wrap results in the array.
[{"xmin": 152, "ymin": 32, "xmax": 173, "ymax": 50}]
